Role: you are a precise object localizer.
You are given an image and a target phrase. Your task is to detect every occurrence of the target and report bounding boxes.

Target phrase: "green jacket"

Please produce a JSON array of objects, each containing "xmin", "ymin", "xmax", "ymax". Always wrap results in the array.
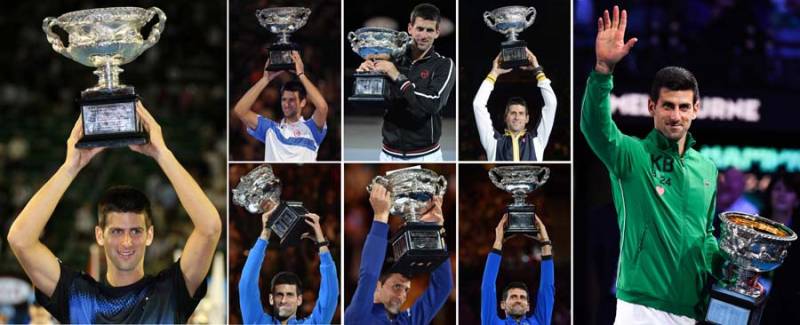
[{"xmin": 580, "ymin": 71, "xmax": 722, "ymax": 320}]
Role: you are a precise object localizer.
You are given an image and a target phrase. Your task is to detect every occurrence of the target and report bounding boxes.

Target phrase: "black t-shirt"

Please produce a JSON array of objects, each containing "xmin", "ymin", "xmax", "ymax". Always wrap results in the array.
[{"xmin": 35, "ymin": 261, "xmax": 206, "ymax": 324}]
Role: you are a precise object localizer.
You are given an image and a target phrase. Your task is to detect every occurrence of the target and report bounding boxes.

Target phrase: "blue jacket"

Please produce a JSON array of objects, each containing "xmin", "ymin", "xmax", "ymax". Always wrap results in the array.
[
  {"xmin": 238, "ymin": 238, "xmax": 339, "ymax": 324},
  {"xmin": 481, "ymin": 250, "xmax": 554, "ymax": 325},
  {"xmin": 344, "ymin": 221, "xmax": 453, "ymax": 324}
]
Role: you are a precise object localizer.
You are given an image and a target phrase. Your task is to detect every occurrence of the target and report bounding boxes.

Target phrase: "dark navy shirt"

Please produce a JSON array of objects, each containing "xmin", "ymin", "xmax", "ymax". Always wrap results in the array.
[{"xmin": 35, "ymin": 261, "xmax": 206, "ymax": 324}]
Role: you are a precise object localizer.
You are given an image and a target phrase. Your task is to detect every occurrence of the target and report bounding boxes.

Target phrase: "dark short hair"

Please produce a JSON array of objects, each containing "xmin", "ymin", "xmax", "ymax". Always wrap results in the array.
[
  {"xmin": 650, "ymin": 66, "xmax": 699, "ymax": 103},
  {"xmin": 97, "ymin": 186, "xmax": 152, "ymax": 229},
  {"xmin": 379, "ymin": 270, "xmax": 413, "ymax": 284},
  {"xmin": 504, "ymin": 97, "xmax": 529, "ymax": 117},
  {"xmin": 280, "ymin": 80, "xmax": 307, "ymax": 100},
  {"xmin": 271, "ymin": 271, "xmax": 302, "ymax": 295},
  {"xmin": 410, "ymin": 3, "xmax": 441, "ymax": 27},
  {"xmin": 502, "ymin": 281, "xmax": 529, "ymax": 301}
]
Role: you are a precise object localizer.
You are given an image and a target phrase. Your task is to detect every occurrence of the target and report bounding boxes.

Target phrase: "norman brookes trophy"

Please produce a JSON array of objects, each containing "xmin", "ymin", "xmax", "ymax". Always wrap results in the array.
[
  {"xmin": 484, "ymin": 6, "xmax": 536, "ymax": 69},
  {"xmin": 367, "ymin": 167, "xmax": 448, "ymax": 275},
  {"xmin": 489, "ymin": 165, "xmax": 550, "ymax": 239},
  {"xmin": 706, "ymin": 212, "xmax": 797, "ymax": 325},
  {"xmin": 43, "ymin": 7, "xmax": 166, "ymax": 148},
  {"xmin": 348, "ymin": 27, "xmax": 410, "ymax": 102},
  {"xmin": 256, "ymin": 7, "xmax": 311, "ymax": 71},
  {"xmin": 232, "ymin": 165, "xmax": 310, "ymax": 246}
]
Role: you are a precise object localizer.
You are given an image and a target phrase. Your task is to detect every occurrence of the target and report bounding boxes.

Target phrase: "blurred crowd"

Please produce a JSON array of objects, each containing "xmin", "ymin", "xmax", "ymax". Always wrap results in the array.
[{"xmin": 227, "ymin": 163, "xmax": 341, "ymax": 324}]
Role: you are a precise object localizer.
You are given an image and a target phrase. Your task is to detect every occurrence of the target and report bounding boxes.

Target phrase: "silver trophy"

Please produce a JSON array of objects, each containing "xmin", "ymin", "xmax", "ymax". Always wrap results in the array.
[
  {"xmin": 256, "ymin": 7, "xmax": 311, "ymax": 71},
  {"xmin": 232, "ymin": 165, "xmax": 309, "ymax": 246},
  {"xmin": 366, "ymin": 167, "xmax": 448, "ymax": 275},
  {"xmin": 706, "ymin": 212, "xmax": 797, "ymax": 325},
  {"xmin": 43, "ymin": 7, "xmax": 166, "ymax": 148},
  {"xmin": 484, "ymin": 6, "xmax": 536, "ymax": 69},
  {"xmin": 489, "ymin": 165, "xmax": 549, "ymax": 239},
  {"xmin": 347, "ymin": 27, "xmax": 411, "ymax": 102}
]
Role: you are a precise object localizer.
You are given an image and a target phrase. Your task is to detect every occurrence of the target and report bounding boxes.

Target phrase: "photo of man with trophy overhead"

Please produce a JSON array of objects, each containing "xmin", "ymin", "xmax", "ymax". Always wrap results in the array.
[
  {"xmin": 344, "ymin": 164, "xmax": 455, "ymax": 324},
  {"xmin": 230, "ymin": 1, "xmax": 340, "ymax": 161}
]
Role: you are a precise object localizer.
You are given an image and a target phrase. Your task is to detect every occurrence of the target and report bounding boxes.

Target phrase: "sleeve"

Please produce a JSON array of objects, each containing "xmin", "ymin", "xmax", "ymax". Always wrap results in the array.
[
  {"xmin": 481, "ymin": 250, "xmax": 502, "ymax": 325},
  {"xmin": 530, "ymin": 257, "xmax": 555, "ymax": 325},
  {"xmin": 307, "ymin": 251, "xmax": 339, "ymax": 324},
  {"xmin": 344, "ymin": 221, "xmax": 389, "ymax": 321},
  {"xmin": 579, "ymin": 71, "xmax": 636, "ymax": 177},
  {"xmin": 534, "ymin": 78, "xmax": 557, "ymax": 153},
  {"xmin": 304, "ymin": 118, "xmax": 327, "ymax": 147},
  {"xmin": 398, "ymin": 58, "xmax": 456, "ymax": 119},
  {"xmin": 238, "ymin": 239, "xmax": 270, "ymax": 324},
  {"xmin": 35, "ymin": 262, "xmax": 77, "ymax": 324},
  {"xmin": 704, "ymin": 169, "xmax": 723, "ymax": 280},
  {"xmin": 164, "ymin": 260, "xmax": 207, "ymax": 323},
  {"xmin": 246, "ymin": 115, "xmax": 275, "ymax": 144},
  {"xmin": 472, "ymin": 79, "xmax": 499, "ymax": 160},
  {"xmin": 410, "ymin": 258, "xmax": 453, "ymax": 325}
]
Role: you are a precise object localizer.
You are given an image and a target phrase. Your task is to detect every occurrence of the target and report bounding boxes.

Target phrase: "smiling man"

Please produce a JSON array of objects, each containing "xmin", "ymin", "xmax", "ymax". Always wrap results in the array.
[
  {"xmin": 580, "ymin": 6, "xmax": 720, "ymax": 324},
  {"xmin": 356, "ymin": 3, "xmax": 455, "ymax": 161},
  {"xmin": 6, "ymin": 103, "xmax": 221, "ymax": 324}
]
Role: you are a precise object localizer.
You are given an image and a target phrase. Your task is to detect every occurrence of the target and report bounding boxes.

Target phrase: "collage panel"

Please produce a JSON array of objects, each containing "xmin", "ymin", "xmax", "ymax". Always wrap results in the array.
[
  {"xmin": 458, "ymin": 0, "xmax": 572, "ymax": 161},
  {"xmin": 229, "ymin": 0, "xmax": 341, "ymax": 162},
  {"xmin": 0, "ymin": 0, "xmax": 226, "ymax": 323},
  {"xmin": 343, "ymin": 1, "xmax": 456, "ymax": 161},
  {"xmin": 228, "ymin": 163, "xmax": 341, "ymax": 324},
  {"xmin": 575, "ymin": 2, "xmax": 800, "ymax": 324},
  {"xmin": 459, "ymin": 163, "xmax": 571, "ymax": 324},
  {"xmin": 344, "ymin": 163, "xmax": 456, "ymax": 324}
]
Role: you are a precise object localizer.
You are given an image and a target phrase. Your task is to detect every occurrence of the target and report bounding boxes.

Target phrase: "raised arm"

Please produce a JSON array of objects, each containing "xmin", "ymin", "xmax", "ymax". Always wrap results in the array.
[
  {"xmin": 344, "ymin": 184, "xmax": 391, "ymax": 321},
  {"xmin": 473, "ymin": 54, "xmax": 512, "ymax": 160},
  {"xmin": 303, "ymin": 213, "xmax": 339, "ymax": 323},
  {"xmin": 290, "ymin": 51, "xmax": 329, "ymax": 130},
  {"xmin": 481, "ymin": 214, "xmax": 508, "ymax": 325},
  {"xmin": 7, "ymin": 117, "xmax": 104, "ymax": 298},
  {"xmin": 411, "ymin": 196, "xmax": 454, "ymax": 324},
  {"xmin": 525, "ymin": 49, "xmax": 558, "ymax": 152},
  {"xmin": 238, "ymin": 202, "xmax": 278, "ymax": 324},
  {"xmin": 130, "ymin": 103, "xmax": 221, "ymax": 297},
  {"xmin": 530, "ymin": 216, "xmax": 554, "ymax": 325},
  {"xmin": 232, "ymin": 60, "xmax": 285, "ymax": 130}
]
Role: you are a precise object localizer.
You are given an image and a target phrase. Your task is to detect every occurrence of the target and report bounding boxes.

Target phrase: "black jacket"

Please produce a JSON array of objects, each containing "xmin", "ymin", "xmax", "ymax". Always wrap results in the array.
[{"xmin": 382, "ymin": 46, "xmax": 455, "ymax": 153}]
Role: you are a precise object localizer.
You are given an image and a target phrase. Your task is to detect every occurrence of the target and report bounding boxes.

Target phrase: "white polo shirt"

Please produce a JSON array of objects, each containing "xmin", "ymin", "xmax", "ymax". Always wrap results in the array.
[{"xmin": 247, "ymin": 115, "xmax": 327, "ymax": 161}]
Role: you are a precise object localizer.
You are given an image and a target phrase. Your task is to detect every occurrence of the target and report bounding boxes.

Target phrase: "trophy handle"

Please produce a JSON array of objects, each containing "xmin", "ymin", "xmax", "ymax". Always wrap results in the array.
[
  {"xmin": 535, "ymin": 167, "xmax": 551, "ymax": 186},
  {"xmin": 142, "ymin": 7, "xmax": 167, "ymax": 51},
  {"xmin": 366, "ymin": 176, "xmax": 389, "ymax": 193},
  {"xmin": 393, "ymin": 32, "xmax": 411, "ymax": 58},
  {"xmin": 347, "ymin": 31, "xmax": 357, "ymax": 44},
  {"xmin": 487, "ymin": 168, "xmax": 504, "ymax": 189},
  {"xmin": 42, "ymin": 17, "xmax": 70, "ymax": 59},
  {"xmin": 483, "ymin": 11, "xmax": 500, "ymax": 32},
  {"xmin": 524, "ymin": 7, "xmax": 538, "ymax": 29},
  {"xmin": 436, "ymin": 175, "xmax": 448, "ymax": 196},
  {"xmin": 295, "ymin": 8, "xmax": 311, "ymax": 30}
]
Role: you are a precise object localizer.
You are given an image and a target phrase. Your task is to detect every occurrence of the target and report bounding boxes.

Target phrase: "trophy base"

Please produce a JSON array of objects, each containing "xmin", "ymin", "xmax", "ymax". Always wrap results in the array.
[
  {"xmin": 266, "ymin": 43, "xmax": 300, "ymax": 71},
  {"xmin": 77, "ymin": 88, "xmax": 148, "ymax": 149},
  {"xmin": 268, "ymin": 201, "xmax": 310, "ymax": 246},
  {"xmin": 500, "ymin": 40, "xmax": 530, "ymax": 69},
  {"xmin": 348, "ymin": 72, "xmax": 391, "ymax": 102},
  {"xmin": 705, "ymin": 284, "xmax": 765, "ymax": 325},
  {"xmin": 389, "ymin": 222, "xmax": 448, "ymax": 276},
  {"xmin": 505, "ymin": 204, "xmax": 539, "ymax": 239}
]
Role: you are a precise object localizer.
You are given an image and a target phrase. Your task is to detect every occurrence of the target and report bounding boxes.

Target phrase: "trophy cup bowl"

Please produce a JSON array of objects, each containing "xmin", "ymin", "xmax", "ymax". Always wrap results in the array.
[
  {"xmin": 489, "ymin": 165, "xmax": 550, "ymax": 239},
  {"xmin": 232, "ymin": 165, "xmax": 310, "ymax": 246},
  {"xmin": 43, "ymin": 7, "xmax": 166, "ymax": 148},
  {"xmin": 347, "ymin": 27, "xmax": 411, "ymax": 102},
  {"xmin": 256, "ymin": 7, "xmax": 311, "ymax": 71},
  {"xmin": 483, "ymin": 6, "xmax": 536, "ymax": 69},
  {"xmin": 366, "ymin": 168, "xmax": 448, "ymax": 275},
  {"xmin": 706, "ymin": 211, "xmax": 797, "ymax": 324}
]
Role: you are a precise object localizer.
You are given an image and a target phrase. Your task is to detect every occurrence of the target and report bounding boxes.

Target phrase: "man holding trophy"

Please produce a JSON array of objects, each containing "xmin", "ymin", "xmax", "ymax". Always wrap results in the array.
[
  {"xmin": 344, "ymin": 181, "xmax": 453, "ymax": 323},
  {"xmin": 238, "ymin": 200, "xmax": 338, "ymax": 324},
  {"xmin": 481, "ymin": 215, "xmax": 554, "ymax": 325},
  {"xmin": 7, "ymin": 103, "xmax": 222, "ymax": 324},
  {"xmin": 354, "ymin": 3, "xmax": 455, "ymax": 161}
]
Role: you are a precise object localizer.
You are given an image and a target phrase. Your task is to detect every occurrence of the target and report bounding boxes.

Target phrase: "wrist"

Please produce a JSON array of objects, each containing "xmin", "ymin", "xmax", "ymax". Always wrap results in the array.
[
  {"xmin": 493, "ymin": 240, "xmax": 502, "ymax": 250},
  {"xmin": 375, "ymin": 212, "xmax": 389, "ymax": 223},
  {"xmin": 594, "ymin": 61, "xmax": 614, "ymax": 74}
]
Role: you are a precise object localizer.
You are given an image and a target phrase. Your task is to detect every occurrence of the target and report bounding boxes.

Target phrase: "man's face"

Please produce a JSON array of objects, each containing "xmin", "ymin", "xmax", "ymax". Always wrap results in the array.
[
  {"xmin": 95, "ymin": 212, "xmax": 153, "ymax": 273},
  {"xmin": 281, "ymin": 90, "xmax": 306, "ymax": 119},
  {"xmin": 374, "ymin": 273, "xmax": 411, "ymax": 314},
  {"xmin": 501, "ymin": 288, "xmax": 530, "ymax": 317},
  {"xmin": 648, "ymin": 88, "xmax": 699, "ymax": 142},
  {"xmin": 504, "ymin": 104, "xmax": 529, "ymax": 132},
  {"xmin": 408, "ymin": 17, "xmax": 439, "ymax": 52},
  {"xmin": 270, "ymin": 284, "xmax": 301, "ymax": 319}
]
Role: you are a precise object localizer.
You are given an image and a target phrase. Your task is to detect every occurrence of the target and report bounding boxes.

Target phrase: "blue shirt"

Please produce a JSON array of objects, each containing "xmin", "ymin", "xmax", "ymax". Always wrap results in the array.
[
  {"xmin": 481, "ymin": 250, "xmax": 554, "ymax": 325},
  {"xmin": 238, "ymin": 238, "xmax": 339, "ymax": 324},
  {"xmin": 344, "ymin": 221, "xmax": 453, "ymax": 324}
]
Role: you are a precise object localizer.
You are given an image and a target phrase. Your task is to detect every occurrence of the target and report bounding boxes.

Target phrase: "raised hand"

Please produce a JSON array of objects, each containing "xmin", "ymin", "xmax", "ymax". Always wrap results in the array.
[
  {"xmin": 595, "ymin": 6, "xmax": 637, "ymax": 74},
  {"xmin": 493, "ymin": 214, "xmax": 508, "ymax": 250},
  {"xmin": 490, "ymin": 53, "xmax": 512, "ymax": 78},
  {"xmin": 64, "ymin": 116, "xmax": 105, "ymax": 175},
  {"xmin": 260, "ymin": 199, "xmax": 278, "ymax": 240},
  {"xmin": 129, "ymin": 102, "xmax": 167, "ymax": 159},
  {"xmin": 369, "ymin": 184, "xmax": 391, "ymax": 223},
  {"xmin": 420, "ymin": 196, "xmax": 444, "ymax": 225}
]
